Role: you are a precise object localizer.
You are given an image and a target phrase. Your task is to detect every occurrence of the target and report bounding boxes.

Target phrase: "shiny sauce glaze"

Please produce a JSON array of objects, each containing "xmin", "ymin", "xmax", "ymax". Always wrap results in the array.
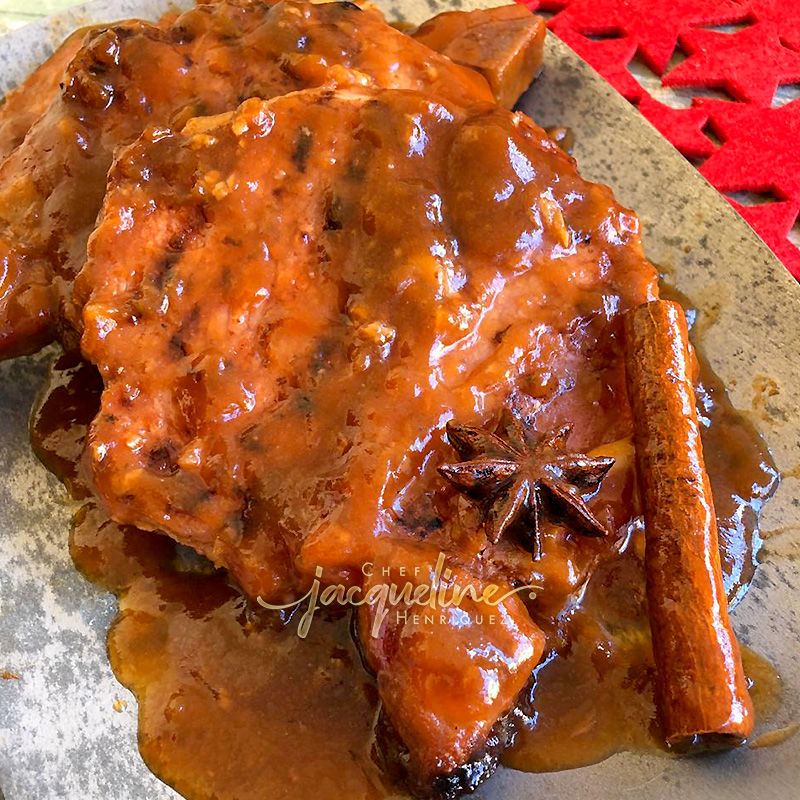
[
  {"xmin": 72, "ymin": 86, "xmax": 669, "ymax": 784},
  {"xmin": 30, "ymin": 342, "xmax": 779, "ymax": 798},
  {"xmin": 34, "ymin": 354, "xmax": 389, "ymax": 799}
]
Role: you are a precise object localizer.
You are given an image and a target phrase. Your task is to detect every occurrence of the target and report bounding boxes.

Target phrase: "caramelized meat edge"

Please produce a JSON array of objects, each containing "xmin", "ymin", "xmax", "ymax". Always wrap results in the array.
[{"xmin": 412, "ymin": 4, "xmax": 546, "ymax": 108}]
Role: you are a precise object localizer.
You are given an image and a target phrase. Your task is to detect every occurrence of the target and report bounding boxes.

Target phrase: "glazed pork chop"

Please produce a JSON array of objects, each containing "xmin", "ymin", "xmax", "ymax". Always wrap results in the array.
[
  {"xmin": 73, "ymin": 86, "xmax": 656, "ymax": 792},
  {"xmin": 0, "ymin": 0, "xmax": 544, "ymax": 360}
]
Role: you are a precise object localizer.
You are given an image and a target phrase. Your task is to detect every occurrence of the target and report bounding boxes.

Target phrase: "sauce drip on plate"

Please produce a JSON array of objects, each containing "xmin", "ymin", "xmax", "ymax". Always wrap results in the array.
[{"xmin": 29, "ymin": 350, "xmax": 780, "ymax": 798}]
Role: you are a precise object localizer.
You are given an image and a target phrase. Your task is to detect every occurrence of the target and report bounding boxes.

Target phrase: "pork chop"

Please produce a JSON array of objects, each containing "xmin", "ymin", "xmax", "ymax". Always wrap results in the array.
[{"xmin": 74, "ymin": 85, "xmax": 657, "ymax": 792}]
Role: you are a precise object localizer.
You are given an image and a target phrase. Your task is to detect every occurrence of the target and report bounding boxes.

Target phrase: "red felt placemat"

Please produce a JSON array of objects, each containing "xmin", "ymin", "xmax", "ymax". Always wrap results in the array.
[{"xmin": 516, "ymin": 0, "xmax": 800, "ymax": 279}]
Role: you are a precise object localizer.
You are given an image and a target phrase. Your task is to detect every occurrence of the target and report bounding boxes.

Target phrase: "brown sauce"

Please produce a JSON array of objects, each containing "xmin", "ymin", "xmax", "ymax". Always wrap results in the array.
[
  {"xmin": 30, "ymin": 346, "xmax": 781, "ymax": 796},
  {"xmin": 505, "ymin": 290, "xmax": 781, "ymax": 771},
  {"xmin": 73, "ymin": 504, "xmax": 386, "ymax": 800},
  {"xmin": 33, "ymin": 353, "xmax": 389, "ymax": 799}
]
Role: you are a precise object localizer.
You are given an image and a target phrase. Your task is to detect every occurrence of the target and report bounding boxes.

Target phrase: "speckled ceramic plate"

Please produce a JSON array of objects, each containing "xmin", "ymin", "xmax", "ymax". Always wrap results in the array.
[{"xmin": 1, "ymin": 1, "xmax": 799, "ymax": 798}]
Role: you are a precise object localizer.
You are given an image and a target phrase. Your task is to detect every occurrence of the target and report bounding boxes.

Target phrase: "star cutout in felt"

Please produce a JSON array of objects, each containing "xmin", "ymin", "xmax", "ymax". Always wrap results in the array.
[
  {"xmin": 556, "ymin": 28, "xmax": 645, "ymax": 101},
  {"xmin": 732, "ymin": 200, "xmax": 800, "ymax": 280},
  {"xmin": 546, "ymin": 0, "xmax": 748, "ymax": 74},
  {"xmin": 510, "ymin": 0, "xmax": 800, "ymax": 281},
  {"xmin": 693, "ymin": 97, "xmax": 760, "ymax": 146},
  {"xmin": 747, "ymin": 0, "xmax": 800, "ymax": 52},
  {"xmin": 697, "ymin": 98, "xmax": 800, "ymax": 200},
  {"xmin": 637, "ymin": 96, "xmax": 714, "ymax": 159},
  {"xmin": 663, "ymin": 23, "xmax": 800, "ymax": 106}
]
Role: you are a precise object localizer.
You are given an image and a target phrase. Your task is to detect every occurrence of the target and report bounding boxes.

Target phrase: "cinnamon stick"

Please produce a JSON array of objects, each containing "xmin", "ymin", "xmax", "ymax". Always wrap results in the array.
[{"xmin": 624, "ymin": 300, "xmax": 753, "ymax": 750}]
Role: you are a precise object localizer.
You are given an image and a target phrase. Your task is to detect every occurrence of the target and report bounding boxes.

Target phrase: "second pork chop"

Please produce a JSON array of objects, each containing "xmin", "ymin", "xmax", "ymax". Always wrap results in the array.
[{"xmin": 0, "ymin": 0, "xmax": 507, "ymax": 360}]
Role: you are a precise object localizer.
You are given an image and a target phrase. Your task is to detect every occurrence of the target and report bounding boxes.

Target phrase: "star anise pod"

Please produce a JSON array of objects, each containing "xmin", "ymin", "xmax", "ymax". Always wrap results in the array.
[{"xmin": 438, "ymin": 411, "xmax": 615, "ymax": 559}]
